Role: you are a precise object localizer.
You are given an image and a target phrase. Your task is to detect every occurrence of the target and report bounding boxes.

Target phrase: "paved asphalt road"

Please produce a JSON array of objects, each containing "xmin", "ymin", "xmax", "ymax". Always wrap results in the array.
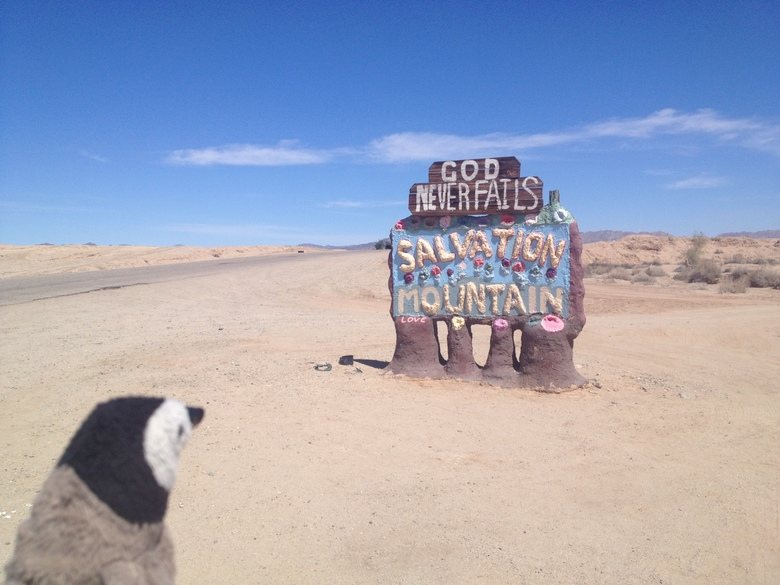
[{"xmin": 0, "ymin": 252, "xmax": 330, "ymax": 306}]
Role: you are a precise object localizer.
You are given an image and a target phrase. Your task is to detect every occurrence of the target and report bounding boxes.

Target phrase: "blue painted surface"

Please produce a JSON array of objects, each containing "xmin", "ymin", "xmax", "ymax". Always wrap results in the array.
[{"xmin": 391, "ymin": 215, "xmax": 571, "ymax": 318}]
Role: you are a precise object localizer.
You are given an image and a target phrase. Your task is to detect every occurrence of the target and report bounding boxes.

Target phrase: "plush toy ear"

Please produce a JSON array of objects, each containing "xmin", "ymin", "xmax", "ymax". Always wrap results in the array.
[{"xmin": 187, "ymin": 407, "xmax": 204, "ymax": 427}]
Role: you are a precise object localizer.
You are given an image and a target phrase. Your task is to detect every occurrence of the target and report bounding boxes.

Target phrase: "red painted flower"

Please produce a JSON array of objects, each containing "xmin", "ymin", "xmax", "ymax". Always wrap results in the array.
[
  {"xmin": 512, "ymin": 262, "xmax": 525, "ymax": 272},
  {"xmin": 500, "ymin": 214, "xmax": 514, "ymax": 224},
  {"xmin": 473, "ymin": 258, "xmax": 485, "ymax": 268},
  {"xmin": 403, "ymin": 273, "xmax": 414, "ymax": 284},
  {"xmin": 431, "ymin": 266, "xmax": 442, "ymax": 276},
  {"xmin": 395, "ymin": 221, "xmax": 404, "ymax": 230}
]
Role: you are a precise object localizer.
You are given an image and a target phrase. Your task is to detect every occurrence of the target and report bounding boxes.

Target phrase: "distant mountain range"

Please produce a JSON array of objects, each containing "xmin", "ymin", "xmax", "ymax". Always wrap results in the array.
[
  {"xmin": 301, "ymin": 229, "xmax": 780, "ymax": 250},
  {"xmin": 715, "ymin": 230, "xmax": 780, "ymax": 239}
]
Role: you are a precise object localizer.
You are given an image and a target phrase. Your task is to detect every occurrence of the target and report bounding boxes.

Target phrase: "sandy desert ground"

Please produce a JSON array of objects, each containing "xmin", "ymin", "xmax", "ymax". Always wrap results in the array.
[{"xmin": 1, "ymin": 241, "xmax": 779, "ymax": 584}]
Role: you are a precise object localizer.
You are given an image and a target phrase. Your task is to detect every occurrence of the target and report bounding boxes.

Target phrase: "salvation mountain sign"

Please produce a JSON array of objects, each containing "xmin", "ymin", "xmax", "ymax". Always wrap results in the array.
[
  {"xmin": 386, "ymin": 155, "xmax": 588, "ymax": 391},
  {"xmin": 391, "ymin": 218, "xmax": 570, "ymax": 319}
]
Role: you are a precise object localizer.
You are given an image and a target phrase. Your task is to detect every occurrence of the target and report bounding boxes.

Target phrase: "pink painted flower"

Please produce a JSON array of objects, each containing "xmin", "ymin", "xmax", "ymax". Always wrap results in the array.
[
  {"xmin": 403, "ymin": 273, "xmax": 414, "ymax": 284},
  {"xmin": 395, "ymin": 220, "xmax": 405, "ymax": 230},
  {"xmin": 493, "ymin": 318, "xmax": 510, "ymax": 331},
  {"xmin": 501, "ymin": 258, "xmax": 511, "ymax": 268},
  {"xmin": 431, "ymin": 266, "xmax": 441, "ymax": 276},
  {"xmin": 500, "ymin": 214, "xmax": 514, "ymax": 225},
  {"xmin": 473, "ymin": 258, "xmax": 485, "ymax": 268},
  {"xmin": 439, "ymin": 216, "xmax": 451, "ymax": 228},
  {"xmin": 541, "ymin": 314, "xmax": 564, "ymax": 333},
  {"xmin": 512, "ymin": 261, "xmax": 525, "ymax": 272}
]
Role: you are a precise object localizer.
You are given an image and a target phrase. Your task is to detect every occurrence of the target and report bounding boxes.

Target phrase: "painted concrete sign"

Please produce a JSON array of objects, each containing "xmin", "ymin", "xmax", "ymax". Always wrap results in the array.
[
  {"xmin": 408, "ymin": 157, "xmax": 543, "ymax": 215},
  {"xmin": 391, "ymin": 219, "xmax": 570, "ymax": 319},
  {"xmin": 386, "ymin": 155, "xmax": 588, "ymax": 391}
]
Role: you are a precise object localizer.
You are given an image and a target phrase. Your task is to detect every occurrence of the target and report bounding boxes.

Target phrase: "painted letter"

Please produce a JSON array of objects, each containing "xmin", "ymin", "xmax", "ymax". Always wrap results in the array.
[
  {"xmin": 465, "ymin": 282, "xmax": 487, "ymax": 314},
  {"xmin": 539, "ymin": 234, "xmax": 567, "ymax": 268},
  {"xmin": 474, "ymin": 179, "xmax": 488, "ymax": 210},
  {"xmin": 492, "ymin": 228, "xmax": 515, "ymax": 258},
  {"xmin": 450, "ymin": 229, "xmax": 475, "ymax": 259},
  {"xmin": 540, "ymin": 287, "xmax": 565, "ymax": 315},
  {"xmin": 441, "ymin": 161, "xmax": 456, "ymax": 182},
  {"xmin": 469, "ymin": 229, "xmax": 494, "ymax": 259},
  {"xmin": 502, "ymin": 283, "xmax": 527, "ymax": 315},
  {"xmin": 523, "ymin": 231, "xmax": 544, "ymax": 262},
  {"xmin": 500, "ymin": 178, "xmax": 511, "ymax": 209},
  {"xmin": 520, "ymin": 176, "xmax": 540, "ymax": 211},
  {"xmin": 415, "ymin": 184, "xmax": 430, "ymax": 212},
  {"xmin": 434, "ymin": 235, "xmax": 455, "ymax": 262},
  {"xmin": 397, "ymin": 239, "xmax": 415, "ymax": 273},
  {"xmin": 484, "ymin": 158, "xmax": 499, "ymax": 180},
  {"xmin": 421, "ymin": 286, "xmax": 442, "ymax": 316},
  {"xmin": 485, "ymin": 284, "xmax": 505, "ymax": 314},
  {"xmin": 444, "ymin": 284, "xmax": 464, "ymax": 313},
  {"xmin": 458, "ymin": 182, "xmax": 470, "ymax": 211},
  {"xmin": 461, "ymin": 159, "xmax": 479, "ymax": 181},
  {"xmin": 485, "ymin": 179, "xmax": 501, "ymax": 210},
  {"xmin": 415, "ymin": 237, "xmax": 438, "ymax": 267},
  {"xmin": 397, "ymin": 288, "xmax": 420, "ymax": 313}
]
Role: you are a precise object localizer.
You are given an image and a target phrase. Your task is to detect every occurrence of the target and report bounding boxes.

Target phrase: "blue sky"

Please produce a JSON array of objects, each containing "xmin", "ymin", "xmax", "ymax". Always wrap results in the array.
[{"xmin": 1, "ymin": 0, "xmax": 778, "ymax": 246}]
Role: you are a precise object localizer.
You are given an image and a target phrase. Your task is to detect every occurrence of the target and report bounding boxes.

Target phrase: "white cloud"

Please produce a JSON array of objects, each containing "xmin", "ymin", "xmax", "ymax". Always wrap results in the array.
[
  {"xmin": 166, "ymin": 141, "xmax": 331, "ymax": 166},
  {"xmin": 79, "ymin": 150, "xmax": 108, "ymax": 163},
  {"xmin": 367, "ymin": 109, "xmax": 780, "ymax": 162},
  {"xmin": 665, "ymin": 175, "xmax": 727, "ymax": 190},
  {"xmin": 165, "ymin": 109, "xmax": 780, "ymax": 167}
]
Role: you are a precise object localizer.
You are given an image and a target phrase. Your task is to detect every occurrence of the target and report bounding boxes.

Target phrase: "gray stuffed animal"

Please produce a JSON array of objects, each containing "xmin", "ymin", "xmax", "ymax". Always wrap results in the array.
[{"xmin": 5, "ymin": 396, "xmax": 204, "ymax": 585}]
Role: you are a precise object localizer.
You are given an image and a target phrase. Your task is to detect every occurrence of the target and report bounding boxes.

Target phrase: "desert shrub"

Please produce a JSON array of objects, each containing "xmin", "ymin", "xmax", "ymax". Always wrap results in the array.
[
  {"xmin": 725, "ymin": 253, "xmax": 746, "ymax": 264},
  {"xmin": 748, "ymin": 268, "xmax": 780, "ymax": 289},
  {"xmin": 719, "ymin": 273, "xmax": 749, "ymax": 294},
  {"xmin": 686, "ymin": 258, "xmax": 721, "ymax": 284},
  {"xmin": 374, "ymin": 238, "xmax": 391, "ymax": 250},
  {"xmin": 673, "ymin": 265, "xmax": 686, "ymax": 273},
  {"xmin": 609, "ymin": 267, "xmax": 633, "ymax": 281},
  {"xmin": 682, "ymin": 232, "xmax": 708, "ymax": 267},
  {"xmin": 631, "ymin": 273, "xmax": 655, "ymax": 285},
  {"xmin": 585, "ymin": 263, "xmax": 633, "ymax": 277},
  {"xmin": 755, "ymin": 258, "xmax": 779, "ymax": 266},
  {"xmin": 585, "ymin": 263, "xmax": 612, "ymax": 276},
  {"xmin": 645, "ymin": 266, "xmax": 667, "ymax": 277}
]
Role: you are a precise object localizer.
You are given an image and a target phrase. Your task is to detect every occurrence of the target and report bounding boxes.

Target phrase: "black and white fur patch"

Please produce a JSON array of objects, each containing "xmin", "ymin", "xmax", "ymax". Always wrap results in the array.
[{"xmin": 58, "ymin": 397, "xmax": 204, "ymax": 525}]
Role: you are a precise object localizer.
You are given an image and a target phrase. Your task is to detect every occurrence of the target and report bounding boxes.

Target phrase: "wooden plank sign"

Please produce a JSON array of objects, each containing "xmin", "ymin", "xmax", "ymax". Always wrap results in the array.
[
  {"xmin": 408, "ymin": 157, "xmax": 543, "ymax": 216},
  {"xmin": 428, "ymin": 156, "xmax": 520, "ymax": 183}
]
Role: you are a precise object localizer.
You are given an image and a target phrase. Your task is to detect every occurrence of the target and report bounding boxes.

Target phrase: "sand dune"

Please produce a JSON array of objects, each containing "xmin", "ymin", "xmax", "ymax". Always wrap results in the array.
[
  {"xmin": 1, "ymin": 246, "xmax": 778, "ymax": 584},
  {"xmin": 0, "ymin": 244, "xmax": 329, "ymax": 278}
]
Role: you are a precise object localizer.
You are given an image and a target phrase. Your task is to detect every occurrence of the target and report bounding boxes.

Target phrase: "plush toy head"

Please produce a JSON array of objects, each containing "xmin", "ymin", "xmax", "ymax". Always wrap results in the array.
[{"xmin": 58, "ymin": 397, "xmax": 204, "ymax": 525}]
